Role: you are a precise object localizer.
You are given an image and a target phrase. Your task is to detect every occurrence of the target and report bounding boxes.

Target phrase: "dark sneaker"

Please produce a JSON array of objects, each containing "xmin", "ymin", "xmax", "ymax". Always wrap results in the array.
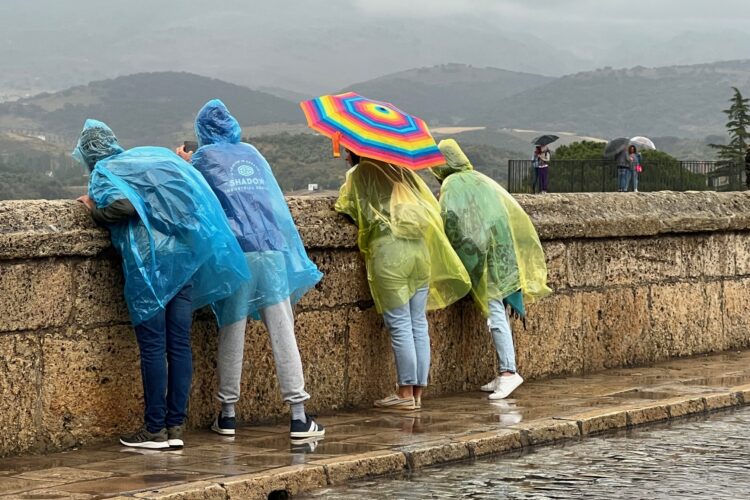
[
  {"xmin": 290, "ymin": 415, "xmax": 325, "ymax": 440},
  {"xmin": 119, "ymin": 426, "xmax": 169, "ymax": 450},
  {"xmin": 167, "ymin": 425, "xmax": 184, "ymax": 448},
  {"xmin": 211, "ymin": 414, "xmax": 236, "ymax": 436}
]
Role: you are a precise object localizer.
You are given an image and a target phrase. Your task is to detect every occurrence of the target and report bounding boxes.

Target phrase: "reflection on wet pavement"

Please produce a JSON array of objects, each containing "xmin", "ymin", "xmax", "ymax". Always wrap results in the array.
[{"xmin": 1, "ymin": 350, "xmax": 749, "ymax": 498}]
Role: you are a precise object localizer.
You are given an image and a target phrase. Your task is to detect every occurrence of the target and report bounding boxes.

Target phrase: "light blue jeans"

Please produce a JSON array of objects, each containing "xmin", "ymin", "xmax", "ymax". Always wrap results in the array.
[
  {"xmin": 489, "ymin": 299, "xmax": 517, "ymax": 374},
  {"xmin": 382, "ymin": 287, "xmax": 430, "ymax": 386}
]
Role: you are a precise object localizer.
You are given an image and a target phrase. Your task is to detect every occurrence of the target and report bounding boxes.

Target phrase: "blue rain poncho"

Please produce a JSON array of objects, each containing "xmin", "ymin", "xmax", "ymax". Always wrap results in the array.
[
  {"xmin": 74, "ymin": 119, "xmax": 250, "ymax": 325},
  {"xmin": 191, "ymin": 100, "xmax": 323, "ymax": 325}
]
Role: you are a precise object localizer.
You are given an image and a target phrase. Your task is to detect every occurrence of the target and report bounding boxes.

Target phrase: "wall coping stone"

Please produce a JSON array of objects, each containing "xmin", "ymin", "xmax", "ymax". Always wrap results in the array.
[{"xmin": 2, "ymin": 191, "xmax": 750, "ymax": 260}]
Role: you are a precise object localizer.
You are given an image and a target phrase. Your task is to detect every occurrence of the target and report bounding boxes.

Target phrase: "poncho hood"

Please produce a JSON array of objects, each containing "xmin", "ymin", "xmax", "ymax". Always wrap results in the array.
[
  {"xmin": 195, "ymin": 99, "xmax": 242, "ymax": 146},
  {"xmin": 432, "ymin": 139, "xmax": 474, "ymax": 181},
  {"xmin": 72, "ymin": 119, "xmax": 125, "ymax": 171}
]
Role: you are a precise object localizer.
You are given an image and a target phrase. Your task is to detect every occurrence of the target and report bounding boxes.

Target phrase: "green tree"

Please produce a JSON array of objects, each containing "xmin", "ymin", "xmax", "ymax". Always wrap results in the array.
[{"xmin": 710, "ymin": 87, "xmax": 750, "ymax": 187}]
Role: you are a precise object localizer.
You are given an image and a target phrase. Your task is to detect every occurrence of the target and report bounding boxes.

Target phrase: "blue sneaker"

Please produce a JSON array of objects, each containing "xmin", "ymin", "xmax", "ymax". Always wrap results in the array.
[
  {"xmin": 290, "ymin": 414, "xmax": 325, "ymax": 440},
  {"xmin": 211, "ymin": 414, "xmax": 236, "ymax": 436}
]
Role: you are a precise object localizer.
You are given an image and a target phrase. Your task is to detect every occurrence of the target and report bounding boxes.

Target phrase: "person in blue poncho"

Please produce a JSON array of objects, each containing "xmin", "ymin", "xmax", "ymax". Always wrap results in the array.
[
  {"xmin": 176, "ymin": 100, "xmax": 325, "ymax": 441},
  {"xmin": 74, "ymin": 120, "xmax": 249, "ymax": 450}
]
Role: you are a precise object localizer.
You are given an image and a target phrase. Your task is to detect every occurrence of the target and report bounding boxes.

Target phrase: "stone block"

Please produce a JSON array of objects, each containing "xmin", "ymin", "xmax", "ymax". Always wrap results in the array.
[
  {"xmin": 581, "ymin": 287, "xmax": 662, "ymax": 371},
  {"xmin": 649, "ymin": 281, "xmax": 725, "ymax": 356},
  {"xmin": 566, "ymin": 237, "xmax": 686, "ymax": 289},
  {"xmin": 542, "ymin": 241, "xmax": 567, "ymax": 291},
  {"xmin": 698, "ymin": 233, "xmax": 736, "ymax": 278},
  {"xmin": 295, "ymin": 309, "xmax": 349, "ymax": 413},
  {"xmin": 665, "ymin": 396, "xmax": 705, "ymax": 418},
  {"xmin": 41, "ymin": 326, "xmax": 142, "ymax": 449},
  {"xmin": 0, "ymin": 333, "xmax": 42, "ymax": 457},
  {"xmin": 297, "ymin": 250, "xmax": 370, "ymax": 309},
  {"xmin": 133, "ymin": 481, "xmax": 227, "ymax": 500},
  {"xmin": 703, "ymin": 392, "xmax": 742, "ymax": 411},
  {"xmin": 734, "ymin": 233, "xmax": 750, "ymax": 276},
  {"xmin": 625, "ymin": 404, "xmax": 670, "ymax": 426},
  {"xmin": 221, "ymin": 465, "xmax": 327, "ymax": 500},
  {"xmin": 345, "ymin": 307, "xmax": 397, "ymax": 407},
  {"xmin": 723, "ymin": 279, "xmax": 750, "ymax": 350},
  {"xmin": 312, "ymin": 450, "xmax": 407, "ymax": 484},
  {"xmin": 456, "ymin": 429, "xmax": 523, "ymax": 458},
  {"xmin": 513, "ymin": 419, "xmax": 580, "ymax": 446},
  {"xmin": 568, "ymin": 408, "xmax": 628, "ymax": 435},
  {"xmin": 402, "ymin": 441, "xmax": 471, "ymax": 469},
  {"xmin": 515, "ymin": 293, "xmax": 584, "ymax": 379},
  {"xmin": 0, "ymin": 261, "xmax": 73, "ymax": 332},
  {"xmin": 73, "ymin": 257, "xmax": 129, "ymax": 327}
]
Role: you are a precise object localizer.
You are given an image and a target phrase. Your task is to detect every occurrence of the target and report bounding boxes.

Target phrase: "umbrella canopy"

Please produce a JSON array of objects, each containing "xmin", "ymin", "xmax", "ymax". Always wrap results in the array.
[
  {"xmin": 532, "ymin": 134, "xmax": 559, "ymax": 147},
  {"xmin": 604, "ymin": 137, "xmax": 629, "ymax": 158},
  {"xmin": 300, "ymin": 92, "xmax": 444, "ymax": 170},
  {"xmin": 630, "ymin": 136, "xmax": 656, "ymax": 150}
]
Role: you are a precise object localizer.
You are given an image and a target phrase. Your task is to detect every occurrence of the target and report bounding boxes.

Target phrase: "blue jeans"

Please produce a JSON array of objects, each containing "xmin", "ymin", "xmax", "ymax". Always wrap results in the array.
[
  {"xmin": 133, "ymin": 284, "xmax": 193, "ymax": 432},
  {"xmin": 489, "ymin": 299, "xmax": 516, "ymax": 373},
  {"xmin": 618, "ymin": 167, "xmax": 632, "ymax": 192},
  {"xmin": 382, "ymin": 287, "xmax": 430, "ymax": 386}
]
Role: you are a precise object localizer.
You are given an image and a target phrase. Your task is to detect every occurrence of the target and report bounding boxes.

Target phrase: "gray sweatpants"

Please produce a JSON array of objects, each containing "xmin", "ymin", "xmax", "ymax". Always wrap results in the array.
[{"xmin": 217, "ymin": 298, "xmax": 310, "ymax": 406}]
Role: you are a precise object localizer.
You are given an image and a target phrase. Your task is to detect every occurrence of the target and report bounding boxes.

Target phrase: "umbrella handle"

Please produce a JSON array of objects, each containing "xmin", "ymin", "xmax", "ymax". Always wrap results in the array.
[{"xmin": 332, "ymin": 131, "xmax": 341, "ymax": 158}]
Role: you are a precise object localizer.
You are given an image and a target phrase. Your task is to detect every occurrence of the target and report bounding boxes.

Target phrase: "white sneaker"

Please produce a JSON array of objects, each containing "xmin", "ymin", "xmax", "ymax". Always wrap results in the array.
[
  {"xmin": 488, "ymin": 373, "xmax": 524, "ymax": 400},
  {"xmin": 481, "ymin": 376, "xmax": 502, "ymax": 392}
]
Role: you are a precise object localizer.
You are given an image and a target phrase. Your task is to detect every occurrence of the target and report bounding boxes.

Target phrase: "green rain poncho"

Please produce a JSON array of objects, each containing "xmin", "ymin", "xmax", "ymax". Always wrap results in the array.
[
  {"xmin": 335, "ymin": 159, "xmax": 471, "ymax": 313},
  {"xmin": 434, "ymin": 139, "xmax": 551, "ymax": 316}
]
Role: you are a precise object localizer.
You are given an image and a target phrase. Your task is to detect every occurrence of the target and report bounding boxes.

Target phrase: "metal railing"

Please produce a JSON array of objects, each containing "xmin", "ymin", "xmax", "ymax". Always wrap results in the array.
[{"xmin": 507, "ymin": 159, "xmax": 747, "ymax": 193}]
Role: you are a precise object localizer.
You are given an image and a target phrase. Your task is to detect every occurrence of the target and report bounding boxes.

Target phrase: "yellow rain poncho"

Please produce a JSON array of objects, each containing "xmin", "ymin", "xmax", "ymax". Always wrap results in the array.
[
  {"xmin": 434, "ymin": 140, "xmax": 551, "ymax": 316},
  {"xmin": 335, "ymin": 159, "xmax": 471, "ymax": 313}
]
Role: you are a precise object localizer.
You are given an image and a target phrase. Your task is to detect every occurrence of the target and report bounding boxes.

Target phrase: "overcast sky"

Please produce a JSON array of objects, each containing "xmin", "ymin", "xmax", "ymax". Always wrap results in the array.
[{"xmin": 1, "ymin": 0, "xmax": 750, "ymax": 93}]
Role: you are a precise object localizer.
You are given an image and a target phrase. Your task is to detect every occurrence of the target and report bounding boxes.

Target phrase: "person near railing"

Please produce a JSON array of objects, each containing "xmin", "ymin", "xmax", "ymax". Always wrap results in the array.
[
  {"xmin": 627, "ymin": 145, "xmax": 642, "ymax": 193},
  {"xmin": 616, "ymin": 148, "xmax": 631, "ymax": 192},
  {"xmin": 533, "ymin": 145, "xmax": 550, "ymax": 194}
]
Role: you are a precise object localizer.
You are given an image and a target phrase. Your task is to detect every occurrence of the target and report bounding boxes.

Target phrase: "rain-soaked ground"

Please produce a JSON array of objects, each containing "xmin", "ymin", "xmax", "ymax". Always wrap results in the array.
[{"xmin": 301, "ymin": 406, "xmax": 750, "ymax": 499}]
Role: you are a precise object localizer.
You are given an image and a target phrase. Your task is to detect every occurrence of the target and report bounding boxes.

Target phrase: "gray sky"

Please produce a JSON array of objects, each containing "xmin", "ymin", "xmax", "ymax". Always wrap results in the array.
[{"xmin": 1, "ymin": 0, "xmax": 749, "ymax": 94}]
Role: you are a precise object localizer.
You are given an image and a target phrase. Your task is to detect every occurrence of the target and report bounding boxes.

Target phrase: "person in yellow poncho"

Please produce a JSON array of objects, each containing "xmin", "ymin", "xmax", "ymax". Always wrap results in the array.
[
  {"xmin": 336, "ymin": 149, "xmax": 471, "ymax": 410},
  {"xmin": 433, "ymin": 139, "xmax": 552, "ymax": 400}
]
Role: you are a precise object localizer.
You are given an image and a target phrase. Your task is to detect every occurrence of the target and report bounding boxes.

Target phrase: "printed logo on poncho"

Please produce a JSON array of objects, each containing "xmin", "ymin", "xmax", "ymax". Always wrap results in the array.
[{"xmin": 229, "ymin": 160, "xmax": 265, "ymax": 192}]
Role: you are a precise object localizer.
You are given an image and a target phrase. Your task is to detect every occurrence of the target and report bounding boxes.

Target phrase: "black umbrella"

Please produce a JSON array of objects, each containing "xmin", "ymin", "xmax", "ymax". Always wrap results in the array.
[
  {"xmin": 604, "ymin": 137, "xmax": 629, "ymax": 158},
  {"xmin": 532, "ymin": 134, "xmax": 559, "ymax": 147}
]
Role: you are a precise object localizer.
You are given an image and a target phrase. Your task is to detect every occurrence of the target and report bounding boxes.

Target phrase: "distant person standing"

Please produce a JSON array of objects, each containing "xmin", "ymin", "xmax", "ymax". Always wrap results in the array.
[
  {"xmin": 627, "ymin": 145, "xmax": 642, "ymax": 193},
  {"xmin": 616, "ymin": 147, "xmax": 630, "ymax": 192},
  {"xmin": 534, "ymin": 146, "xmax": 551, "ymax": 194},
  {"xmin": 745, "ymin": 147, "xmax": 750, "ymax": 189}
]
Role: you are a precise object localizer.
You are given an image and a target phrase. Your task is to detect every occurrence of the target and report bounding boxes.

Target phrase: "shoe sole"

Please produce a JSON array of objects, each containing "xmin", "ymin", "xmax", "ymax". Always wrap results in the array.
[
  {"xmin": 488, "ymin": 379, "xmax": 524, "ymax": 400},
  {"xmin": 168, "ymin": 439, "xmax": 184, "ymax": 448},
  {"xmin": 211, "ymin": 424, "xmax": 235, "ymax": 436},
  {"xmin": 290, "ymin": 429, "xmax": 325, "ymax": 439},
  {"xmin": 119, "ymin": 439, "xmax": 170, "ymax": 449}
]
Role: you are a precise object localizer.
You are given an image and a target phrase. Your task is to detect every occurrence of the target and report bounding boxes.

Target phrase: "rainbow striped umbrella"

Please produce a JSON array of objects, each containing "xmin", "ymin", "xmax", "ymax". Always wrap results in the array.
[{"xmin": 300, "ymin": 92, "xmax": 445, "ymax": 170}]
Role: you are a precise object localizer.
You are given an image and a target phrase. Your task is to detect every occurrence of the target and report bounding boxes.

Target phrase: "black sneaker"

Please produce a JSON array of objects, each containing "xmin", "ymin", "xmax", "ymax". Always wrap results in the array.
[
  {"xmin": 290, "ymin": 415, "xmax": 325, "ymax": 440},
  {"xmin": 119, "ymin": 426, "xmax": 169, "ymax": 450},
  {"xmin": 211, "ymin": 414, "xmax": 236, "ymax": 436},
  {"xmin": 167, "ymin": 425, "xmax": 184, "ymax": 448}
]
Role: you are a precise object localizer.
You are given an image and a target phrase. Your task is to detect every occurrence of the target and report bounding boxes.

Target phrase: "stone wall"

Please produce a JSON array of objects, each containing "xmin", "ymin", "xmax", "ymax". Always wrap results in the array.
[{"xmin": 1, "ymin": 192, "xmax": 750, "ymax": 457}]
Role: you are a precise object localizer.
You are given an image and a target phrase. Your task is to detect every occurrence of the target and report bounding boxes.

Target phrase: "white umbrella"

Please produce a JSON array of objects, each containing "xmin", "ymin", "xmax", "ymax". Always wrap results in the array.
[{"xmin": 630, "ymin": 136, "xmax": 656, "ymax": 150}]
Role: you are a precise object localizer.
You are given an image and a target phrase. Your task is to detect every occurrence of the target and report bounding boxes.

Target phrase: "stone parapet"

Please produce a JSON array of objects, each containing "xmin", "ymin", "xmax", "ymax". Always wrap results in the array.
[{"xmin": 1, "ymin": 191, "xmax": 749, "ymax": 457}]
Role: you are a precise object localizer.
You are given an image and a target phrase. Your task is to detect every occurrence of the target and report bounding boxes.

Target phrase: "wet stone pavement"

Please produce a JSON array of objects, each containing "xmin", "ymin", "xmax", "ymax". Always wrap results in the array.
[
  {"xmin": 301, "ymin": 406, "xmax": 750, "ymax": 499},
  {"xmin": 1, "ymin": 350, "xmax": 750, "ymax": 498}
]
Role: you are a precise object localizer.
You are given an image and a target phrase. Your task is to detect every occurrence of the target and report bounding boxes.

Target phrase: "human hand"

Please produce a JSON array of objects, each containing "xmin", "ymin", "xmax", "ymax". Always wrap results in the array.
[
  {"xmin": 76, "ymin": 195, "xmax": 95, "ymax": 211},
  {"xmin": 175, "ymin": 145, "xmax": 193, "ymax": 163}
]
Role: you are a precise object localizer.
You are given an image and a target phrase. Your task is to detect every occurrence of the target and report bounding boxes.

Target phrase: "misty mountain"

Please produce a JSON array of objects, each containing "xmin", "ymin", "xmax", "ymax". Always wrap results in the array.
[
  {"xmin": 476, "ymin": 60, "xmax": 750, "ymax": 138},
  {"xmin": 0, "ymin": 72, "xmax": 302, "ymax": 148},
  {"xmin": 345, "ymin": 64, "xmax": 553, "ymax": 125}
]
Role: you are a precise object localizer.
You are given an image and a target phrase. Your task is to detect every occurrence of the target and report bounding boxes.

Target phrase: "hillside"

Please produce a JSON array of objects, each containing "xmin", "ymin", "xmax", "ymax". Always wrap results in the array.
[
  {"xmin": 477, "ymin": 60, "xmax": 750, "ymax": 138},
  {"xmin": 0, "ymin": 72, "xmax": 302, "ymax": 148},
  {"xmin": 346, "ymin": 64, "xmax": 553, "ymax": 125}
]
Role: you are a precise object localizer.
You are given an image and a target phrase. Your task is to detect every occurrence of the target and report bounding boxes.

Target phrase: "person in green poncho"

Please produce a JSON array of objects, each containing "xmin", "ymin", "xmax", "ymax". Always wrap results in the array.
[
  {"xmin": 336, "ymin": 149, "xmax": 471, "ymax": 410},
  {"xmin": 433, "ymin": 139, "xmax": 552, "ymax": 400}
]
